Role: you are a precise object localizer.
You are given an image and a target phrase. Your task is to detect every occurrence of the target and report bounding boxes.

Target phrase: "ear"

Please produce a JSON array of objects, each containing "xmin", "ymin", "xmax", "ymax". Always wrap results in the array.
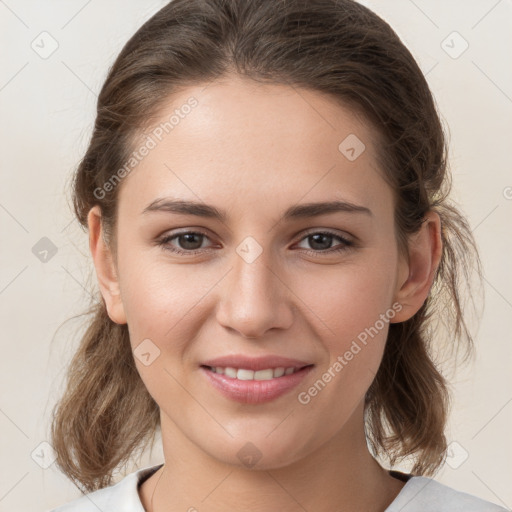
[
  {"xmin": 88, "ymin": 205, "xmax": 127, "ymax": 324},
  {"xmin": 391, "ymin": 210, "xmax": 442, "ymax": 323}
]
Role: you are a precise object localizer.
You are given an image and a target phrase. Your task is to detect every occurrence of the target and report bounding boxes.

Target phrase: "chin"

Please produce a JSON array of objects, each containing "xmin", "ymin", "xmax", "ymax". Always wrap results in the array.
[{"xmin": 204, "ymin": 430, "xmax": 314, "ymax": 471}]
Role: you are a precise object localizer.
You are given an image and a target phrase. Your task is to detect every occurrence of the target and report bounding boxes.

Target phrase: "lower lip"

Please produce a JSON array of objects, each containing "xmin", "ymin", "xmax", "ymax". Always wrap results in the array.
[{"xmin": 200, "ymin": 365, "xmax": 314, "ymax": 404}]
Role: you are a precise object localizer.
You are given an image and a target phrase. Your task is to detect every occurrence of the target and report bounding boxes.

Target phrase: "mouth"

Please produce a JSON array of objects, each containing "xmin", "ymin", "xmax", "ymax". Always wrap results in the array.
[{"xmin": 200, "ymin": 359, "xmax": 315, "ymax": 404}]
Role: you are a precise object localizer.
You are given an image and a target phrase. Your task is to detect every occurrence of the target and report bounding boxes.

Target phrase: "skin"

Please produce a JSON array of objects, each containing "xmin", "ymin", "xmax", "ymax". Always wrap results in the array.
[{"xmin": 88, "ymin": 74, "xmax": 442, "ymax": 512}]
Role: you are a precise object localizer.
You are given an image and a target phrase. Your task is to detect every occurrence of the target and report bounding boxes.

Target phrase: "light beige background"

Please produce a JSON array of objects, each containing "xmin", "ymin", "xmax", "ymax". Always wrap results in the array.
[{"xmin": 0, "ymin": 1, "xmax": 511, "ymax": 511}]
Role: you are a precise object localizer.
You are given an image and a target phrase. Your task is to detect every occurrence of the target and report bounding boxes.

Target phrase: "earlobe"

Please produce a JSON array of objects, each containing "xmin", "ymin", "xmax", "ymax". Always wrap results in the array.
[
  {"xmin": 391, "ymin": 211, "xmax": 442, "ymax": 323},
  {"xmin": 87, "ymin": 206, "xmax": 127, "ymax": 325}
]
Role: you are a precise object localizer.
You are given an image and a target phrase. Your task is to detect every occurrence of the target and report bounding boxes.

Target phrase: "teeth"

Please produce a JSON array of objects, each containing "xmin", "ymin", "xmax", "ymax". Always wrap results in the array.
[
  {"xmin": 237, "ymin": 369, "xmax": 254, "ymax": 380},
  {"xmin": 254, "ymin": 369, "xmax": 274, "ymax": 380},
  {"xmin": 211, "ymin": 366, "xmax": 298, "ymax": 380},
  {"xmin": 224, "ymin": 367, "xmax": 237, "ymax": 378},
  {"xmin": 273, "ymin": 367, "xmax": 285, "ymax": 378}
]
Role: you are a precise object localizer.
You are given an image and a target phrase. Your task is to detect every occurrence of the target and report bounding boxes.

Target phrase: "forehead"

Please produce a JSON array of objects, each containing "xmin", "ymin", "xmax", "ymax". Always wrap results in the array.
[{"xmin": 118, "ymin": 76, "xmax": 392, "ymax": 220}]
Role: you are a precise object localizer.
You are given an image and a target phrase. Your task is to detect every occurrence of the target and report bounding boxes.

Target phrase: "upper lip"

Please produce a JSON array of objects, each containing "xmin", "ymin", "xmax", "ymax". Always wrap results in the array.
[{"xmin": 201, "ymin": 355, "xmax": 313, "ymax": 371}]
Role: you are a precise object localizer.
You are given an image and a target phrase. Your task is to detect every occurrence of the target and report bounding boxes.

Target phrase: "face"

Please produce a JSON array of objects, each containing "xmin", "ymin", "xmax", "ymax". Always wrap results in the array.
[{"xmin": 93, "ymin": 75, "xmax": 420, "ymax": 470}]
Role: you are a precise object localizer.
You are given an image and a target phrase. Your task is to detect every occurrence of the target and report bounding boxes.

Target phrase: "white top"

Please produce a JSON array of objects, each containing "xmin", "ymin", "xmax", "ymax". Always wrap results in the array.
[{"xmin": 46, "ymin": 463, "xmax": 508, "ymax": 512}]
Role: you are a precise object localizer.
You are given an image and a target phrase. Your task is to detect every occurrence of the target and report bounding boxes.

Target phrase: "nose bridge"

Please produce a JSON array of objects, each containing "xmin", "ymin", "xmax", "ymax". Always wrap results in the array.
[{"xmin": 215, "ymin": 236, "xmax": 293, "ymax": 338}]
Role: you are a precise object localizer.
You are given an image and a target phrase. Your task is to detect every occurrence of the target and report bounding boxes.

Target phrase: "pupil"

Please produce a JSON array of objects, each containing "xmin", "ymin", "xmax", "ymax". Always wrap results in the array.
[
  {"xmin": 310, "ymin": 233, "xmax": 332, "ymax": 250},
  {"xmin": 181, "ymin": 233, "xmax": 201, "ymax": 250}
]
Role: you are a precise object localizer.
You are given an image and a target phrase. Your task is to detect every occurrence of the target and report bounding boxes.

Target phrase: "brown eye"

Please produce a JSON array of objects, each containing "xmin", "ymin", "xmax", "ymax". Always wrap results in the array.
[
  {"xmin": 296, "ymin": 231, "xmax": 354, "ymax": 255},
  {"xmin": 158, "ymin": 231, "xmax": 212, "ymax": 255}
]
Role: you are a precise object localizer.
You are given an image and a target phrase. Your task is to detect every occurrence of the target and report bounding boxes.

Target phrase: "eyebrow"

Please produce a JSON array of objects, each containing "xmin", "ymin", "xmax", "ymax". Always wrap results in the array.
[{"xmin": 142, "ymin": 198, "xmax": 372, "ymax": 221}]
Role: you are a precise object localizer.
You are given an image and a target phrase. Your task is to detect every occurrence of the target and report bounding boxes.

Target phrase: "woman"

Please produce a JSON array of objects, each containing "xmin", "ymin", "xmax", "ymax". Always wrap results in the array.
[{"xmin": 48, "ymin": 0, "xmax": 507, "ymax": 510}]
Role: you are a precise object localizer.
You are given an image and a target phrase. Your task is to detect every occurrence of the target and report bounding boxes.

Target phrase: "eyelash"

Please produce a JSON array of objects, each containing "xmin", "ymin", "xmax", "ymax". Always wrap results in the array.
[{"xmin": 156, "ymin": 229, "xmax": 354, "ymax": 257}]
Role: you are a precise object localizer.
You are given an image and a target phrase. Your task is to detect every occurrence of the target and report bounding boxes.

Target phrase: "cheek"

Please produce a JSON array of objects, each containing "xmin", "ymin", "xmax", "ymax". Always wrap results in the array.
[
  {"xmin": 295, "ymin": 253, "xmax": 397, "ymax": 345},
  {"xmin": 117, "ymin": 249, "xmax": 205, "ymax": 331},
  {"xmin": 292, "ymin": 269, "xmax": 394, "ymax": 435},
  {"xmin": 292, "ymin": 252, "xmax": 397, "ymax": 401},
  {"xmin": 117, "ymin": 255, "xmax": 210, "ymax": 406}
]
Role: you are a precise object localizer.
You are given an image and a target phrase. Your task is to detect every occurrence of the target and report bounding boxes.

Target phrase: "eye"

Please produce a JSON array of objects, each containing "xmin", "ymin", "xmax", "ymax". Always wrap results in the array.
[
  {"xmin": 158, "ymin": 230, "xmax": 212, "ymax": 255},
  {"xmin": 295, "ymin": 230, "xmax": 354, "ymax": 255}
]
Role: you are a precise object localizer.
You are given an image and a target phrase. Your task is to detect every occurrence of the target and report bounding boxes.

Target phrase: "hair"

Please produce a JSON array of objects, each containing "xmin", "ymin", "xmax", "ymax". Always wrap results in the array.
[{"xmin": 50, "ymin": 0, "xmax": 482, "ymax": 494}]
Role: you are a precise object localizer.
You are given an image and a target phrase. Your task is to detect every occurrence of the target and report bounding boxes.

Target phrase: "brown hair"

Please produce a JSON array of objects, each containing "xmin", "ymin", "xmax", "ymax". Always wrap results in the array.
[{"xmin": 50, "ymin": 0, "xmax": 482, "ymax": 493}]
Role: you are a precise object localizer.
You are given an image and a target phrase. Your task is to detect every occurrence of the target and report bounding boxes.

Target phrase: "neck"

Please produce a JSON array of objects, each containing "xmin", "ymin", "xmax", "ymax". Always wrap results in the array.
[{"xmin": 140, "ymin": 404, "xmax": 405, "ymax": 512}]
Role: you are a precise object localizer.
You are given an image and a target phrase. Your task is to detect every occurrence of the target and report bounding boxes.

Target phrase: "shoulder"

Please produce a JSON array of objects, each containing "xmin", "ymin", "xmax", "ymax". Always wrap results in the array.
[
  {"xmin": 45, "ymin": 463, "xmax": 164, "ymax": 512},
  {"xmin": 387, "ymin": 475, "xmax": 509, "ymax": 512}
]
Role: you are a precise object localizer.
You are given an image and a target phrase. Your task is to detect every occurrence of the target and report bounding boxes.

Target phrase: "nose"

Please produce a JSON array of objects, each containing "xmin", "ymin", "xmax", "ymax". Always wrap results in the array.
[{"xmin": 215, "ymin": 247, "xmax": 294, "ymax": 339}]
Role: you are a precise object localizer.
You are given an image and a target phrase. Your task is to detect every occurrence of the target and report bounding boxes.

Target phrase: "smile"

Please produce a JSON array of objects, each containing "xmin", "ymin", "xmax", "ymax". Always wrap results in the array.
[{"xmin": 200, "ymin": 364, "xmax": 314, "ymax": 404}]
